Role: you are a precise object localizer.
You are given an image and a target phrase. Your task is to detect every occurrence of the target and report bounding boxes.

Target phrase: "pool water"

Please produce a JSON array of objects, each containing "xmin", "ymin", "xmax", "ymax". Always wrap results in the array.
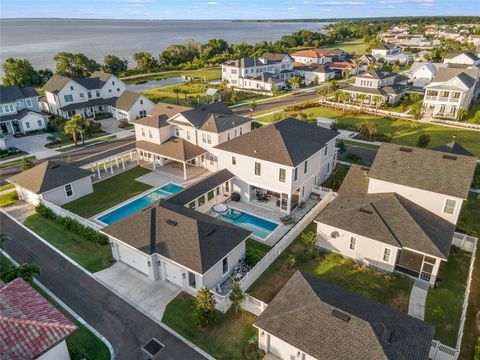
[
  {"xmin": 98, "ymin": 183, "xmax": 184, "ymax": 225},
  {"xmin": 217, "ymin": 209, "xmax": 278, "ymax": 239}
]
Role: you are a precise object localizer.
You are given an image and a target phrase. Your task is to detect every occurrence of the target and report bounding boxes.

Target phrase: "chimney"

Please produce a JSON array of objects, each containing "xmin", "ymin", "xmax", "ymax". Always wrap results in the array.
[
  {"xmin": 452, "ymin": 134, "xmax": 456, "ymax": 143},
  {"xmin": 150, "ymin": 207, "xmax": 157, "ymax": 254}
]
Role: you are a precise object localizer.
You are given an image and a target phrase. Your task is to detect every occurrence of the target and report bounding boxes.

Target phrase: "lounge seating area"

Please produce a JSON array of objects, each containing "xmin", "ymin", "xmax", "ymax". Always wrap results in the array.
[{"xmin": 215, "ymin": 258, "xmax": 252, "ymax": 295}]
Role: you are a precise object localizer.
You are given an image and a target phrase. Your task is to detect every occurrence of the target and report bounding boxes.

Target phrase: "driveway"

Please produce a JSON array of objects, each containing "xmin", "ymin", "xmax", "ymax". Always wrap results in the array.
[
  {"xmin": 97, "ymin": 117, "xmax": 122, "ymax": 133},
  {"xmin": 95, "ymin": 263, "xmax": 181, "ymax": 321},
  {"xmin": 6, "ymin": 133, "xmax": 58, "ymax": 160},
  {"xmin": 0, "ymin": 212, "xmax": 207, "ymax": 360}
]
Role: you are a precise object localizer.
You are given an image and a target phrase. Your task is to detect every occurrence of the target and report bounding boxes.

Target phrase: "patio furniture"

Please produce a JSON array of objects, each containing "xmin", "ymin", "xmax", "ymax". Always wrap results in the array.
[
  {"xmin": 212, "ymin": 203, "xmax": 229, "ymax": 213},
  {"xmin": 231, "ymin": 192, "xmax": 240, "ymax": 202},
  {"xmin": 280, "ymin": 214, "xmax": 296, "ymax": 225}
]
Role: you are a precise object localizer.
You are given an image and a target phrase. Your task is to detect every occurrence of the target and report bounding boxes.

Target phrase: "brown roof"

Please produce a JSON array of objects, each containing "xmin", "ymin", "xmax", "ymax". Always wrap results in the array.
[
  {"xmin": 369, "ymin": 143, "xmax": 477, "ymax": 199},
  {"xmin": 132, "ymin": 103, "xmax": 191, "ymax": 128},
  {"xmin": 7, "ymin": 160, "xmax": 92, "ymax": 194},
  {"xmin": 113, "ymin": 90, "xmax": 145, "ymax": 111},
  {"xmin": 42, "ymin": 74, "xmax": 71, "ymax": 94},
  {"xmin": 136, "ymin": 138, "xmax": 207, "ymax": 162},
  {"xmin": 90, "ymin": 71, "xmax": 113, "ymax": 82}
]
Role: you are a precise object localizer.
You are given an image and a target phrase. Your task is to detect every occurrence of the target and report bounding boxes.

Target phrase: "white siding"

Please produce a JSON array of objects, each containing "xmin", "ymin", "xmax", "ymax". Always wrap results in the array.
[
  {"xmin": 37, "ymin": 340, "xmax": 71, "ymax": 360},
  {"xmin": 257, "ymin": 329, "xmax": 317, "ymax": 360},
  {"xmin": 41, "ymin": 177, "xmax": 93, "ymax": 206}
]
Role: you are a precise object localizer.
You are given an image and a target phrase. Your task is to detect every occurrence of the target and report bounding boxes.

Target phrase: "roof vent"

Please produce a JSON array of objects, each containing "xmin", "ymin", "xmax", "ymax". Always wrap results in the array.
[
  {"xmin": 331, "ymin": 231, "xmax": 339, "ymax": 239},
  {"xmin": 50, "ymin": 164, "xmax": 61, "ymax": 169},
  {"xmin": 359, "ymin": 208, "xmax": 373, "ymax": 214},
  {"xmin": 442, "ymin": 154, "xmax": 457, "ymax": 161},
  {"xmin": 166, "ymin": 219, "xmax": 178, "ymax": 226},
  {"xmin": 167, "ymin": 106, "xmax": 173, "ymax": 109},
  {"xmin": 399, "ymin": 147, "xmax": 412, "ymax": 153},
  {"xmin": 206, "ymin": 229, "xmax": 217, "ymax": 237},
  {"xmin": 332, "ymin": 309, "xmax": 350, "ymax": 322},
  {"xmin": 381, "ymin": 325, "xmax": 393, "ymax": 344}
]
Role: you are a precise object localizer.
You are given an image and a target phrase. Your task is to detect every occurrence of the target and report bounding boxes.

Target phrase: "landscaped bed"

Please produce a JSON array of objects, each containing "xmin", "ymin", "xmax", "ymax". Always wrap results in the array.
[
  {"xmin": 23, "ymin": 214, "xmax": 114, "ymax": 273},
  {"xmin": 63, "ymin": 166, "xmax": 152, "ymax": 218},
  {"xmin": 248, "ymin": 223, "xmax": 413, "ymax": 312},
  {"xmin": 0, "ymin": 190, "xmax": 18, "ymax": 207},
  {"xmin": 162, "ymin": 292, "xmax": 257, "ymax": 360}
]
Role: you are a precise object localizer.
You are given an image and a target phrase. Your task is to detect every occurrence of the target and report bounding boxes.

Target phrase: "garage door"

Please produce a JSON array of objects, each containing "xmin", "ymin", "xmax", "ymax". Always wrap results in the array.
[
  {"xmin": 164, "ymin": 261, "xmax": 183, "ymax": 287},
  {"xmin": 116, "ymin": 242, "xmax": 149, "ymax": 275}
]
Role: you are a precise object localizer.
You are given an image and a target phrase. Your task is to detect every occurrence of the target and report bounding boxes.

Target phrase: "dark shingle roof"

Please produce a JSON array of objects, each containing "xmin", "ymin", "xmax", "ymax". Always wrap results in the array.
[
  {"xmin": 76, "ymin": 77, "xmax": 104, "ymax": 90},
  {"xmin": 7, "ymin": 160, "xmax": 92, "ymax": 194},
  {"xmin": 42, "ymin": 74, "xmax": 71, "ymax": 93},
  {"xmin": 255, "ymin": 271, "xmax": 434, "ymax": 360},
  {"xmin": 430, "ymin": 68, "xmax": 478, "ymax": 87},
  {"xmin": 433, "ymin": 141, "xmax": 474, "ymax": 157},
  {"xmin": 0, "ymin": 86, "xmax": 39, "ymax": 103},
  {"xmin": 315, "ymin": 165, "xmax": 455, "ymax": 259},
  {"xmin": 136, "ymin": 138, "xmax": 207, "ymax": 162},
  {"xmin": 102, "ymin": 200, "xmax": 251, "ymax": 273},
  {"xmin": 0, "ymin": 109, "xmax": 48, "ymax": 122},
  {"xmin": 214, "ymin": 117, "xmax": 338, "ymax": 167},
  {"xmin": 368, "ymin": 143, "xmax": 477, "ymax": 199},
  {"xmin": 167, "ymin": 169, "xmax": 234, "ymax": 206}
]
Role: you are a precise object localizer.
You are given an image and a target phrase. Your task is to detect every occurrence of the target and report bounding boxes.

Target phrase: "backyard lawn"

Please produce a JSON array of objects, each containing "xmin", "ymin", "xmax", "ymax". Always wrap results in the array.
[
  {"xmin": 256, "ymin": 106, "xmax": 480, "ymax": 157},
  {"xmin": 247, "ymin": 223, "xmax": 413, "ymax": 312},
  {"xmin": 122, "ymin": 67, "xmax": 222, "ymax": 84},
  {"xmin": 23, "ymin": 214, "xmax": 114, "ymax": 273},
  {"xmin": 63, "ymin": 166, "xmax": 152, "ymax": 217},
  {"xmin": 162, "ymin": 292, "xmax": 257, "ymax": 360},
  {"xmin": 330, "ymin": 38, "xmax": 369, "ymax": 55}
]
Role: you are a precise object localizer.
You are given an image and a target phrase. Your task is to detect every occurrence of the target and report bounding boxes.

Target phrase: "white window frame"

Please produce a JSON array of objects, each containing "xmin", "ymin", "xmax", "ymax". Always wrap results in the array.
[
  {"xmin": 349, "ymin": 237, "xmax": 356, "ymax": 250},
  {"xmin": 222, "ymin": 257, "xmax": 228, "ymax": 274},
  {"xmin": 443, "ymin": 199, "xmax": 456, "ymax": 215},
  {"xmin": 254, "ymin": 162, "xmax": 261, "ymax": 176},
  {"xmin": 383, "ymin": 248, "xmax": 391, "ymax": 262},
  {"xmin": 64, "ymin": 184, "xmax": 74, "ymax": 198},
  {"xmin": 26, "ymin": 99, "xmax": 33, "ymax": 107},
  {"xmin": 279, "ymin": 168, "xmax": 286, "ymax": 183}
]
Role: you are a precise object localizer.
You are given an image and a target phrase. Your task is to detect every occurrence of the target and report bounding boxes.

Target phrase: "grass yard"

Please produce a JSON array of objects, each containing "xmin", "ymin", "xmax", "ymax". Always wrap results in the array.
[
  {"xmin": 46, "ymin": 130, "xmax": 109, "ymax": 149},
  {"xmin": 0, "ymin": 150, "xmax": 28, "ymax": 160},
  {"xmin": 425, "ymin": 247, "xmax": 472, "ymax": 348},
  {"xmin": 0, "ymin": 156, "xmax": 36, "ymax": 169},
  {"xmin": 330, "ymin": 38, "xmax": 369, "ymax": 55},
  {"xmin": 122, "ymin": 67, "xmax": 222, "ymax": 84},
  {"xmin": 245, "ymin": 238, "xmax": 271, "ymax": 266},
  {"xmin": 23, "ymin": 214, "xmax": 114, "ymax": 273},
  {"xmin": 0, "ymin": 190, "xmax": 18, "ymax": 207},
  {"xmin": 162, "ymin": 292, "xmax": 257, "ymax": 360},
  {"xmin": 63, "ymin": 167, "xmax": 152, "ymax": 218},
  {"xmin": 0, "ymin": 183, "xmax": 14, "ymax": 192},
  {"xmin": 459, "ymin": 192, "xmax": 480, "ymax": 360},
  {"xmin": 0, "ymin": 255, "xmax": 110, "ymax": 360},
  {"xmin": 256, "ymin": 106, "xmax": 480, "ymax": 157},
  {"xmin": 248, "ymin": 223, "xmax": 413, "ymax": 312}
]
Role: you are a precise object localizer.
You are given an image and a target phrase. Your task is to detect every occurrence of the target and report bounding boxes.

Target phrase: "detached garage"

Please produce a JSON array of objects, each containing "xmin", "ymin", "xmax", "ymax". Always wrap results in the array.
[{"xmin": 7, "ymin": 160, "xmax": 94, "ymax": 206}]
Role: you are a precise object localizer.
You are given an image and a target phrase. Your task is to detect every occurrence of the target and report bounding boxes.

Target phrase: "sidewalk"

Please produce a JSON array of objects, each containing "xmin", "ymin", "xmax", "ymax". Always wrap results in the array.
[{"xmin": 408, "ymin": 280, "xmax": 429, "ymax": 320}]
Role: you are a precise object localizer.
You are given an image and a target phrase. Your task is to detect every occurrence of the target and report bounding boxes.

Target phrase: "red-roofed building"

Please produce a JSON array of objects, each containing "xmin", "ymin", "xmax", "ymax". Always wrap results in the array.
[
  {"xmin": 291, "ymin": 48, "xmax": 347, "ymax": 66},
  {"xmin": 324, "ymin": 61, "xmax": 366, "ymax": 77},
  {"xmin": 0, "ymin": 278, "xmax": 77, "ymax": 360}
]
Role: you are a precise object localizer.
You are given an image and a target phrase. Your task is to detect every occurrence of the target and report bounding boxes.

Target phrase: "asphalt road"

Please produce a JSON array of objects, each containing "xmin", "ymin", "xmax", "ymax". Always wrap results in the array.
[{"xmin": 0, "ymin": 212, "xmax": 207, "ymax": 360}]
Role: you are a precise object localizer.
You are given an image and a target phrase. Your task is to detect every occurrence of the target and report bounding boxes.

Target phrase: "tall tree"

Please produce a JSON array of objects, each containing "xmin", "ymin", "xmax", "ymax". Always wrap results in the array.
[
  {"xmin": 102, "ymin": 55, "xmax": 128, "ymax": 75},
  {"xmin": 132, "ymin": 52, "xmax": 158, "ymax": 72},
  {"xmin": 21, "ymin": 157, "xmax": 35, "ymax": 171},
  {"xmin": 63, "ymin": 115, "xmax": 83, "ymax": 146},
  {"xmin": 192, "ymin": 288, "xmax": 217, "ymax": 327},
  {"xmin": 2, "ymin": 58, "xmax": 41, "ymax": 87},
  {"xmin": 53, "ymin": 52, "xmax": 100, "ymax": 78},
  {"xmin": 229, "ymin": 279, "xmax": 245, "ymax": 315}
]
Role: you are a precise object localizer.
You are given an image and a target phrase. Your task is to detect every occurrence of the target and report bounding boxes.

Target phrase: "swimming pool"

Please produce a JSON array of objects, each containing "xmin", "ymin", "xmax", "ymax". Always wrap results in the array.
[
  {"xmin": 97, "ymin": 183, "xmax": 184, "ymax": 225},
  {"xmin": 216, "ymin": 208, "xmax": 279, "ymax": 239}
]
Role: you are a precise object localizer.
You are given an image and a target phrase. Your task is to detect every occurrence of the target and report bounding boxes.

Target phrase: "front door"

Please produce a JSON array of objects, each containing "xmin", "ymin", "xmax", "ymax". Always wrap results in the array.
[{"xmin": 0, "ymin": 122, "xmax": 8, "ymax": 134}]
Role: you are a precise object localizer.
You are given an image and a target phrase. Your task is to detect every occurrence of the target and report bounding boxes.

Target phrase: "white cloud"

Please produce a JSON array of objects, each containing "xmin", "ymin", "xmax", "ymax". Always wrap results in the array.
[
  {"xmin": 303, "ymin": 1, "xmax": 366, "ymax": 6},
  {"xmin": 208, "ymin": 1, "xmax": 219, "ymax": 4}
]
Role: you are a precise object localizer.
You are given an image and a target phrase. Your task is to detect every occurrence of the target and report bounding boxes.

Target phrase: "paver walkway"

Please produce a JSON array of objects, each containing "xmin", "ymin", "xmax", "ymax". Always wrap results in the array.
[{"xmin": 408, "ymin": 280, "xmax": 430, "ymax": 320}]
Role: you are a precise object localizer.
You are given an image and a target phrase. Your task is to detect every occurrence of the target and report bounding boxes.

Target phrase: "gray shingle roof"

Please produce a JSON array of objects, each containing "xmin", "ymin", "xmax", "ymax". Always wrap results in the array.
[
  {"xmin": 102, "ymin": 200, "xmax": 251, "ymax": 273},
  {"xmin": 0, "ymin": 109, "xmax": 48, "ymax": 123},
  {"xmin": 7, "ymin": 160, "xmax": 92, "ymax": 194},
  {"xmin": 0, "ymin": 86, "xmax": 39, "ymax": 103},
  {"xmin": 430, "ymin": 67, "xmax": 479, "ymax": 87},
  {"xmin": 167, "ymin": 169, "xmax": 234, "ymax": 206},
  {"xmin": 132, "ymin": 103, "xmax": 191, "ymax": 128},
  {"xmin": 136, "ymin": 138, "xmax": 207, "ymax": 162},
  {"xmin": 368, "ymin": 143, "xmax": 477, "ymax": 199},
  {"xmin": 42, "ymin": 74, "xmax": 71, "ymax": 94},
  {"xmin": 113, "ymin": 90, "xmax": 141, "ymax": 111},
  {"xmin": 255, "ymin": 271, "xmax": 434, "ymax": 360},
  {"xmin": 445, "ymin": 50, "xmax": 480, "ymax": 61},
  {"xmin": 214, "ymin": 117, "xmax": 339, "ymax": 167},
  {"xmin": 432, "ymin": 141, "xmax": 474, "ymax": 157},
  {"xmin": 315, "ymin": 165, "xmax": 455, "ymax": 259},
  {"xmin": 76, "ymin": 77, "xmax": 104, "ymax": 90}
]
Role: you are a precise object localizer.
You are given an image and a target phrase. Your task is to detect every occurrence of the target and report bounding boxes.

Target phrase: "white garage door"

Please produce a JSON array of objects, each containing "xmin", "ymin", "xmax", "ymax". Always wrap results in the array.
[
  {"xmin": 164, "ymin": 261, "xmax": 183, "ymax": 287},
  {"xmin": 116, "ymin": 242, "xmax": 149, "ymax": 275}
]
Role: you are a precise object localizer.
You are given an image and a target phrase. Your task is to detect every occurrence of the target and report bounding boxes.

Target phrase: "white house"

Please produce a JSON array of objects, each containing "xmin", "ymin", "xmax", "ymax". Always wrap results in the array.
[
  {"xmin": 292, "ymin": 65, "xmax": 336, "ymax": 85},
  {"xmin": 214, "ymin": 117, "xmax": 339, "ymax": 214},
  {"xmin": 254, "ymin": 271, "xmax": 434, "ymax": 360},
  {"xmin": 0, "ymin": 278, "xmax": 77, "ymax": 360},
  {"xmin": 315, "ymin": 143, "xmax": 476, "ymax": 285},
  {"xmin": 7, "ymin": 160, "xmax": 94, "ymax": 206},
  {"xmin": 41, "ymin": 71, "xmax": 127, "ymax": 119},
  {"xmin": 402, "ymin": 62, "xmax": 438, "ymax": 87},
  {"xmin": 110, "ymin": 90, "xmax": 154, "ymax": 122},
  {"xmin": 422, "ymin": 67, "xmax": 479, "ymax": 119},
  {"xmin": 372, "ymin": 44, "xmax": 413, "ymax": 65},
  {"xmin": 0, "ymin": 86, "xmax": 49, "ymax": 135},
  {"xmin": 443, "ymin": 51, "xmax": 480, "ymax": 66}
]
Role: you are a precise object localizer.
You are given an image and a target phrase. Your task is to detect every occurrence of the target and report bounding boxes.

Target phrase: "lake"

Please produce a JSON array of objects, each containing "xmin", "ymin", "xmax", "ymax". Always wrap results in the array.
[{"xmin": 0, "ymin": 19, "xmax": 330, "ymax": 70}]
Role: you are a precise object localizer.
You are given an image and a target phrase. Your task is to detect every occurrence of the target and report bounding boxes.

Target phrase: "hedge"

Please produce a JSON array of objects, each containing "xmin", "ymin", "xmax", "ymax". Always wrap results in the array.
[{"xmin": 35, "ymin": 204, "xmax": 108, "ymax": 245}]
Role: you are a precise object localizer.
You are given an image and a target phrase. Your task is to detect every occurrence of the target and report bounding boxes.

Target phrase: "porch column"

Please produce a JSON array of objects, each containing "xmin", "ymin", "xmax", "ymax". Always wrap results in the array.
[
  {"xmin": 103, "ymin": 160, "xmax": 107, "ymax": 172},
  {"xmin": 183, "ymin": 162, "xmax": 187, "ymax": 180},
  {"xmin": 121, "ymin": 156, "xmax": 125, "ymax": 170},
  {"xmin": 96, "ymin": 162, "xmax": 101, "ymax": 179},
  {"xmin": 130, "ymin": 150, "xmax": 133, "ymax": 161},
  {"xmin": 115, "ymin": 156, "xmax": 120, "ymax": 168},
  {"xmin": 109, "ymin": 158, "xmax": 114, "ymax": 174},
  {"xmin": 136, "ymin": 151, "xmax": 140, "ymax": 164},
  {"xmin": 152, "ymin": 154, "xmax": 156, "ymax": 170},
  {"xmin": 287, "ymin": 194, "xmax": 292, "ymax": 215}
]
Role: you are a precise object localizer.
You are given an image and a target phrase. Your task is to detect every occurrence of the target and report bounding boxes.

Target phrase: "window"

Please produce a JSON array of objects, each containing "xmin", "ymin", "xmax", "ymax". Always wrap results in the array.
[
  {"xmin": 26, "ymin": 99, "xmax": 33, "ymax": 107},
  {"xmin": 222, "ymin": 257, "xmax": 228, "ymax": 274},
  {"xmin": 140, "ymin": 99, "xmax": 143, "ymax": 105},
  {"xmin": 141, "ymin": 128, "xmax": 145, "ymax": 137},
  {"xmin": 254, "ymin": 162, "xmax": 261, "ymax": 176},
  {"xmin": 174, "ymin": 127, "xmax": 180, "ymax": 137},
  {"xmin": 232, "ymin": 156, "xmax": 236, "ymax": 165},
  {"xmin": 16, "ymin": 101, "xmax": 21, "ymax": 107},
  {"xmin": 279, "ymin": 168, "xmax": 286, "ymax": 183},
  {"xmin": 349, "ymin": 237, "xmax": 356, "ymax": 250},
  {"xmin": 206, "ymin": 134, "xmax": 212, "ymax": 144},
  {"xmin": 25, "ymin": 121, "xmax": 30, "ymax": 129},
  {"xmin": 96, "ymin": 90, "xmax": 100, "ymax": 97},
  {"xmin": 108, "ymin": 89, "xmax": 112, "ymax": 93},
  {"xmin": 99, "ymin": 106, "xmax": 103, "ymax": 112},
  {"xmin": 231, "ymin": 69, "xmax": 237, "ymax": 75},
  {"xmin": 240, "ymin": 127, "xmax": 243, "ymax": 135},
  {"xmin": 70, "ymin": 86, "xmax": 74, "ymax": 90},
  {"xmin": 148, "ymin": 129, "xmax": 152, "ymax": 138},
  {"xmin": 304, "ymin": 160, "xmax": 308, "ymax": 174},
  {"xmin": 383, "ymin": 248, "xmax": 391, "ymax": 262},
  {"xmin": 324, "ymin": 146, "xmax": 328, "ymax": 156},
  {"xmin": 202, "ymin": 133, "xmax": 207, "ymax": 143},
  {"xmin": 444, "ymin": 199, "xmax": 456, "ymax": 215},
  {"xmin": 37, "ymin": 119, "xmax": 43, "ymax": 127},
  {"xmin": 65, "ymin": 184, "xmax": 73, "ymax": 197},
  {"xmin": 112, "ymin": 81, "xmax": 115, "ymax": 85},
  {"xmin": 198, "ymin": 195, "xmax": 206, "ymax": 207},
  {"xmin": 188, "ymin": 272, "xmax": 196, "ymax": 288},
  {"xmin": 117, "ymin": 88, "xmax": 120, "ymax": 92},
  {"xmin": 64, "ymin": 95, "xmax": 73, "ymax": 102},
  {"xmin": 188, "ymin": 201, "xmax": 196, "ymax": 209},
  {"xmin": 209, "ymin": 155, "xmax": 214, "ymax": 166},
  {"xmin": 87, "ymin": 91, "xmax": 92, "ymax": 99},
  {"xmin": 186, "ymin": 131, "xmax": 191, "ymax": 140},
  {"xmin": 8, "ymin": 104, "xmax": 13, "ymax": 112},
  {"xmin": 79, "ymin": 93, "xmax": 84, "ymax": 99},
  {"xmin": 294, "ymin": 167, "xmax": 298, "ymax": 181}
]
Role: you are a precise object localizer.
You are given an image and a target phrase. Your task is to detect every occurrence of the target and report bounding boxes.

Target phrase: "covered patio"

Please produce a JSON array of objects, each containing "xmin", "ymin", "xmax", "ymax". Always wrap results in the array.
[
  {"xmin": 394, "ymin": 249, "xmax": 440, "ymax": 284},
  {"xmin": 249, "ymin": 185, "xmax": 301, "ymax": 214},
  {"xmin": 136, "ymin": 138, "xmax": 208, "ymax": 180}
]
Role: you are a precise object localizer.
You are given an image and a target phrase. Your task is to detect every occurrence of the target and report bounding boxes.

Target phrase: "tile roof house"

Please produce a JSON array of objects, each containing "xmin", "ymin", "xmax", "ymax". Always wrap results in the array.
[
  {"xmin": 315, "ymin": 143, "xmax": 476, "ymax": 285},
  {"xmin": 7, "ymin": 160, "xmax": 94, "ymax": 206},
  {"xmin": 0, "ymin": 278, "xmax": 77, "ymax": 360},
  {"xmin": 255, "ymin": 271, "xmax": 434, "ymax": 360}
]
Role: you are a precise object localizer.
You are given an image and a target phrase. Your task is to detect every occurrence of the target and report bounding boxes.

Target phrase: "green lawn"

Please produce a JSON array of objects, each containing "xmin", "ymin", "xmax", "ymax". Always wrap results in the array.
[
  {"xmin": 122, "ymin": 68, "xmax": 222, "ymax": 84},
  {"xmin": 0, "ymin": 150, "xmax": 28, "ymax": 160},
  {"xmin": 0, "ymin": 190, "xmax": 18, "ymax": 207},
  {"xmin": 256, "ymin": 106, "xmax": 480, "ymax": 157},
  {"xmin": 425, "ymin": 247, "xmax": 472, "ymax": 347},
  {"xmin": 24, "ymin": 214, "xmax": 114, "ymax": 273},
  {"xmin": 245, "ymin": 238, "xmax": 271, "ymax": 266},
  {"xmin": 248, "ymin": 223, "xmax": 413, "ymax": 312},
  {"xmin": 0, "ymin": 156, "xmax": 36, "ymax": 169},
  {"xmin": 162, "ymin": 293, "xmax": 257, "ymax": 360},
  {"xmin": 63, "ymin": 167, "xmax": 152, "ymax": 217},
  {"xmin": 463, "ymin": 101, "xmax": 480, "ymax": 124},
  {"xmin": 330, "ymin": 38, "xmax": 369, "ymax": 55},
  {"xmin": 0, "ymin": 183, "xmax": 14, "ymax": 192}
]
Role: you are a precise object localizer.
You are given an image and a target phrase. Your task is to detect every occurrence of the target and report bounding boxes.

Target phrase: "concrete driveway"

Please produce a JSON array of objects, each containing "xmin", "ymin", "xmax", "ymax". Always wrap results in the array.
[
  {"xmin": 97, "ymin": 117, "xmax": 121, "ymax": 133},
  {"xmin": 7, "ymin": 133, "xmax": 50, "ymax": 153},
  {"xmin": 94, "ymin": 262, "xmax": 181, "ymax": 322}
]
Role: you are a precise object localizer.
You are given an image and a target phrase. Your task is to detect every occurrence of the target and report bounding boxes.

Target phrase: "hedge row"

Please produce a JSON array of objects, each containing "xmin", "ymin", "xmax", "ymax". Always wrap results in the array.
[{"xmin": 35, "ymin": 204, "xmax": 108, "ymax": 245}]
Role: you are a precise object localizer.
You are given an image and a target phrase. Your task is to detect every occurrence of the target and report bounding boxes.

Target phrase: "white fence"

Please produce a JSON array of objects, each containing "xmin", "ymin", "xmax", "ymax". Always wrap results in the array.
[
  {"xmin": 242, "ymin": 294, "xmax": 268, "ymax": 316},
  {"xmin": 213, "ymin": 191, "xmax": 336, "ymax": 313},
  {"xmin": 41, "ymin": 199, "xmax": 102, "ymax": 231},
  {"xmin": 318, "ymin": 99, "xmax": 414, "ymax": 119},
  {"xmin": 433, "ymin": 119, "xmax": 480, "ymax": 130},
  {"xmin": 430, "ymin": 341, "xmax": 459, "ymax": 360}
]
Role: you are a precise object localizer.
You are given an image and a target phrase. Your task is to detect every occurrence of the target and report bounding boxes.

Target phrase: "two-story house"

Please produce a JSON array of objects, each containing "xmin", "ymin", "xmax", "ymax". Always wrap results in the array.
[
  {"xmin": 221, "ymin": 53, "xmax": 294, "ymax": 91},
  {"xmin": 342, "ymin": 69, "xmax": 408, "ymax": 105},
  {"xmin": 372, "ymin": 44, "xmax": 413, "ymax": 65},
  {"xmin": 443, "ymin": 51, "xmax": 480, "ymax": 66},
  {"xmin": 315, "ymin": 143, "xmax": 476, "ymax": 285},
  {"xmin": 422, "ymin": 67, "xmax": 479, "ymax": 119},
  {"xmin": 133, "ymin": 102, "xmax": 253, "ymax": 179},
  {"xmin": 0, "ymin": 86, "xmax": 49, "ymax": 135},
  {"xmin": 214, "ymin": 117, "xmax": 339, "ymax": 214},
  {"xmin": 291, "ymin": 49, "xmax": 333, "ymax": 66},
  {"xmin": 402, "ymin": 62, "xmax": 439, "ymax": 87}
]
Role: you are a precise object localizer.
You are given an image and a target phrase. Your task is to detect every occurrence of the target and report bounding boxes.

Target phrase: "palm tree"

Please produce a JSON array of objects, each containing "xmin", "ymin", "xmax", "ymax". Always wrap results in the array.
[
  {"xmin": 317, "ymin": 88, "xmax": 328, "ymax": 102},
  {"xmin": 328, "ymin": 79, "xmax": 339, "ymax": 92},
  {"xmin": 288, "ymin": 77, "xmax": 301, "ymax": 94},
  {"xmin": 64, "ymin": 115, "xmax": 83, "ymax": 146},
  {"xmin": 372, "ymin": 95, "xmax": 383, "ymax": 109},
  {"xmin": 173, "ymin": 87, "xmax": 181, "ymax": 105},
  {"xmin": 249, "ymin": 100, "xmax": 257, "ymax": 117},
  {"xmin": 343, "ymin": 68, "xmax": 351, "ymax": 78}
]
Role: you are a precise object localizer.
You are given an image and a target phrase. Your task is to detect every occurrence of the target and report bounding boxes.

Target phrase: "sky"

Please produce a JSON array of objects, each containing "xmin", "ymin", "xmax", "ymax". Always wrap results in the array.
[{"xmin": 0, "ymin": 0, "xmax": 479, "ymax": 20}]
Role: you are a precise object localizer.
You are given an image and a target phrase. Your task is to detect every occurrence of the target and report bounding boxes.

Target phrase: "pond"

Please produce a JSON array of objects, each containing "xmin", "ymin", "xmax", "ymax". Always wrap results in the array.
[{"xmin": 126, "ymin": 76, "xmax": 186, "ymax": 92}]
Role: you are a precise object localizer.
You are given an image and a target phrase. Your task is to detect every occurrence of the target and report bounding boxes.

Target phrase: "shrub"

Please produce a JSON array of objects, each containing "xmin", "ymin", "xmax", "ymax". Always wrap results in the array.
[
  {"xmin": 192, "ymin": 287, "xmax": 216, "ymax": 327},
  {"xmin": 243, "ymin": 343, "xmax": 265, "ymax": 360},
  {"xmin": 0, "ymin": 262, "xmax": 40, "ymax": 283},
  {"xmin": 118, "ymin": 118, "xmax": 130, "ymax": 129},
  {"xmin": 474, "ymin": 336, "xmax": 480, "ymax": 360},
  {"xmin": 416, "ymin": 133, "xmax": 431, "ymax": 148},
  {"xmin": 245, "ymin": 247, "xmax": 266, "ymax": 267}
]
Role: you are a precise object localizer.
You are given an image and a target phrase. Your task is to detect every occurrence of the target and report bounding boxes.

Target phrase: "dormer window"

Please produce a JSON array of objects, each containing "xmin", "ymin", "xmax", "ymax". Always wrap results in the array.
[
  {"xmin": 140, "ymin": 99, "xmax": 143, "ymax": 105},
  {"xmin": 26, "ymin": 99, "xmax": 32, "ymax": 107},
  {"xmin": 112, "ymin": 81, "xmax": 115, "ymax": 85},
  {"xmin": 70, "ymin": 86, "xmax": 74, "ymax": 90}
]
